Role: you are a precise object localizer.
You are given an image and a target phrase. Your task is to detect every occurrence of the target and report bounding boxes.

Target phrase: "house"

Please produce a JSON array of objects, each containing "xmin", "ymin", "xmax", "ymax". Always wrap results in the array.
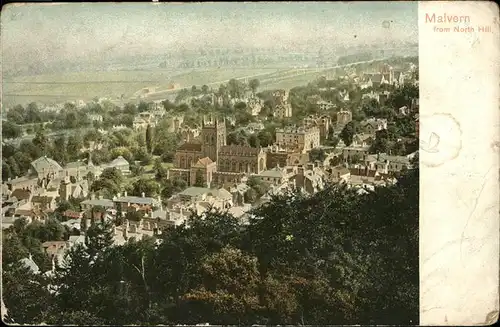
[
  {"xmin": 303, "ymin": 115, "xmax": 332, "ymax": 141},
  {"xmin": 29, "ymin": 156, "xmax": 64, "ymax": 180},
  {"xmin": 41, "ymin": 241, "xmax": 69, "ymax": 262},
  {"xmin": 294, "ymin": 164, "xmax": 325, "ymax": 195},
  {"xmin": 275, "ymin": 125, "xmax": 320, "ymax": 152},
  {"xmin": 362, "ymin": 118, "xmax": 388, "ymax": 135},
  {"xmin": 9, "ymin": 189, "xmax": 32, "ymax": 205},
  {"xmin": 327, "ymin": 165, "xmax": 351, "ymax": 183},
  {"xmin": 5, "ymin": 176, "xmax": 39, "ymax": 192},
  {"xmin": 342, "ymin": 146, "xmax": 370, "ymax": 161},
  {"xmin": 393, "ymin": 70, "xmax": 405, "ymax": 87},
  {"xmin": 273, "ymin": 89, "xmax": 289, "ymax": 104},
  {"xmin": 133, "ymin": 117, "xmax": 149, "ymax": 131},
  {"xmin": 12, "ymin": 209, "xmax": 40, "ymax": 222},
  {"xmin": 240, "ymin": 122, "xmax": 265, "ymax": 135},
  {"xmin": 273, "ymin": 103, "xmax": 292, "ymax": 118},
  {"xmin": 317, "ymin": 100, "xmax": 335, "ymax": 111},
  {"xmin": 18, "ymin": 255, "xmax": 40, "ymax": 274},
  {"xmin": 62, "ymin": 210, "xmax": 84, "ymax": 220},
  {"xmin": 113, "ymin": 193, "xmax": 160, "ymax": 213},
  {"xmin": 68, "ymin": 235, "xmax": 86, "ymax": 248},
  {"xmin": 352, "ymin": 134, "xmax": 374, "ymax": 148},
  {"xmin": 80, "ymin": 197, "xmax": 115, "ymax": 211},
  {"xmin": 104, "ymin": 156, "xmax": 130, "ymax": 175},
  {"xmin": 59, "ymin": 177, "xmax": 89, "ymax": 201},
  {"xmin": 256, "ymin": 166, "xmax": 290, "ymax": 186},
  {"xmin": 61, "ymin": 218, "xmax": 82, "ymax": 231},
  {"xmin": 229, "ymin": 183, "xmax": 251, "ymax": 206},
  {"xmin": 31, "ymin": 195, "xmax": 57, "ymax": 211},
  {"xmin": 364, "ymin": 153, "xmax": 411, "ymax": 173},
  {"xmin": 336, "ymin": 110, "xmax": 352, "ymax": 128},
  {"xmin": 247, "ymin": 98, "xmax": 262, "ymax": 116},
  {"xmin": 174, "ymin": 187, "xmax": 233, "ymax": 209}
]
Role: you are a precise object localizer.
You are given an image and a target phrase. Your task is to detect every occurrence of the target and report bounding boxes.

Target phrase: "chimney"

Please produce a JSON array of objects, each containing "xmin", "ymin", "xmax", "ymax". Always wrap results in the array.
[
  {"xmin": 99, "ymin": 195, "xmax": 103, "ymax": 200},
  {"xmin": 124, "ymin": 191, "xmax": 127, "ymax": 197},
  {"xmin": 141, "ymin": 192, "xmax": 145, "ymax": 198},
  {"xmin": 91, "ymin": 193, "xmax": 96, "ymax": 200},
  {"xmin": 117, "ymin": 192, "xmax": 122, "ymax": 198}
]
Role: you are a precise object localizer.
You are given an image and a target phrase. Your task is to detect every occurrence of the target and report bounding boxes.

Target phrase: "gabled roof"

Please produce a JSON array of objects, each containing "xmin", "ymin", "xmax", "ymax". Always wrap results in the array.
[
  {"xmin": 65, "ymin": 161, "xmax": 87, "ymax": 169},
  {"xmin": 177, "ymin": 142, "xmax": 202, "ymax": 152},
  {"xmin": 259, "ymin": 167, "xmax": 286, "ymax": 178},
  {"xmin": 31, "ymin": 195, "xmax": 54, "ymax": 203},
  {"xmin": 114, "ymin": 196, "xmax": 157, "ymax": 205},
  {"xmin": 209, "ymin": 188, "xmax": 232, "ymax": 200},
  {"xmin": 178, "ymin": 187, "xmax": 211, "ymax": 197},
  {"xmin": 19, "ymin": 257, "xmax": 40, "ymax": 274},
  {"xmin": 31, "ymin": 156, "xmax": 63, "ymax": 173},
  {"xmin": 10, "ymin": 189, "xmax": 31, "ymax": 201},
  {"xmin": 110, "ymin": 156, "xmax": 129, "ymax": 166},
  {"xmin": 81, "ymin": 198, "xmax": 114, "ymax": 207},
  {"xmin": 192, "ymin": 157, "xmax": 213, "ymax": 168}
]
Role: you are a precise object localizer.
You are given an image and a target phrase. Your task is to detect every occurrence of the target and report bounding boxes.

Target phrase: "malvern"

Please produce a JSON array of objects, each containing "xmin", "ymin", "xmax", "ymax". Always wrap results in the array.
[{"xmin": 425, "ymin": 13, "xmax": 470, "ymax": 23}]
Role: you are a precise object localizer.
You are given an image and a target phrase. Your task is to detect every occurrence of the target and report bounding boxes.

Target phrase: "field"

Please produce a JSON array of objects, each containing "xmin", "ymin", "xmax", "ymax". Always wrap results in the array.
[{"xmin": 2, "ymin": 68, "xmax": 278, "ymax": 107}]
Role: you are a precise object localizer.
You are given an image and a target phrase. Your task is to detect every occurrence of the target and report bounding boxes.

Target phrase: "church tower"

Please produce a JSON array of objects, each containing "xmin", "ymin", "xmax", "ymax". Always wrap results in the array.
[{"xmin": 201, "ymin": 115, "xmax": 226, "ymax": 163}]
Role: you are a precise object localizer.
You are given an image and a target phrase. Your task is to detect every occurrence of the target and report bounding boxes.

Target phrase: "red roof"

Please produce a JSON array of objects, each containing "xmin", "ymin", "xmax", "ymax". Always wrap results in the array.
[{"xmin": 63, "ymin": 210, "xmax": 83, "ymax": 219}]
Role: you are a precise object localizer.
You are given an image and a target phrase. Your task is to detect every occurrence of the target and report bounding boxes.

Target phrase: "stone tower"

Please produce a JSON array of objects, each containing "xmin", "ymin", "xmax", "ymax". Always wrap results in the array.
[{"xmin": 201, "ymin": 115, "xmax": 226, "ymax": 163}]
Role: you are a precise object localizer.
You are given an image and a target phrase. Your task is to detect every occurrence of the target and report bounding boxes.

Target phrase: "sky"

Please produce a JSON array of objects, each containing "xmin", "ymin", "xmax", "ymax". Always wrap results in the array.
[{"xmin": 1, "ymin": 2, "xmax": 418, "ymax": 68}]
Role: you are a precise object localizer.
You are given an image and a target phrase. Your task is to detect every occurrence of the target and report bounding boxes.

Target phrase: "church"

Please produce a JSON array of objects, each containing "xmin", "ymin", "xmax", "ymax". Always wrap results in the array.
[{"xmin": 168, "ymin": 116, "xmax": 267, "ymax": 188}]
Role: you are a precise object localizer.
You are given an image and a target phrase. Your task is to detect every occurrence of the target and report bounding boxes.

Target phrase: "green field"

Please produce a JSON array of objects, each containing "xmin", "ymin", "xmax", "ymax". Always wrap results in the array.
[{"xmin": 2, "ymin": 68, "xmax": 278, "ymax": 107}]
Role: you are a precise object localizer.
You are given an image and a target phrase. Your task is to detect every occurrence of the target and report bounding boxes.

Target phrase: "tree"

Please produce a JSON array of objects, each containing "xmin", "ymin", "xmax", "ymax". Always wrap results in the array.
[
  {"xmin": 348, "ymin": 153, "xmax": 362, "ymax": 164},
  {"xmin": 91, "ymin": 168, "xmax": 123, "ymax": 195},
  {"xmin": 66, "ymin": 134, "xmax": 83, "ymax": 159},
  {"xmin": 161, "ymin": 178, "xmax": 188, "ymax": 199},
  {"xmin": 178, "ymin": 246, "xmax": 261, "ymax": 324},
  {"xmin": 201, "ymin": 85, "xmax": 209, "ymax": 94},
  {"xmin": 123, "ymin": 103, "xmax": 138, "ymax": 115},
  {"xmin": 244, "ymin": 188, "xmax": 258, "ymax": 204},
  {"xmin": 7, "ymin": 104, "xmax": 26, "ymax": 124},
  {"xmin": 2, "ymin": 262, "xmax": 53, "ymax": 324},
  {"xmin": 146, "ymin": 124, "xmax": 154, "ymax": 154},
  {"xmin": 7, "ymin": 156, "xmax": 21, "ymax": 178},
  {"xmin": 234, "ymin": 101, "xmax": 247, "ymax": 111},
  {"xmin": 154, "ymin": 159, "xmax": 168, "ymax": 181},
  {"xmin": 33, "ymin": 130, "xmax": 49, "ymax": 155},
  {"xmin": 131, "ymin": 178, "xmax": 160, "ymax": 197},
  {"xmin": 193, "ymin": 171, "xmax": 205, "ymax": 187},
  {"xmin": 2, "ymin": 161, "xmax": 12, "ymax": 181},
  {"xmin": 339, "ymin": 121, "xmax": 355, "ymax": 147},
  {"xmin": 248, "ymin": 79, "xmax": 260, "ymax": 94},
  {"xmin": 138, "ymin": 101, "xmax": 149, "ymax": 113},
  {"xmin": 309, "ymin": 148, "xmax": 326, "ymax": 163},
  {"xmin": 2, "ymin": 121, "xmax": 22, "ymax": 139}
]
